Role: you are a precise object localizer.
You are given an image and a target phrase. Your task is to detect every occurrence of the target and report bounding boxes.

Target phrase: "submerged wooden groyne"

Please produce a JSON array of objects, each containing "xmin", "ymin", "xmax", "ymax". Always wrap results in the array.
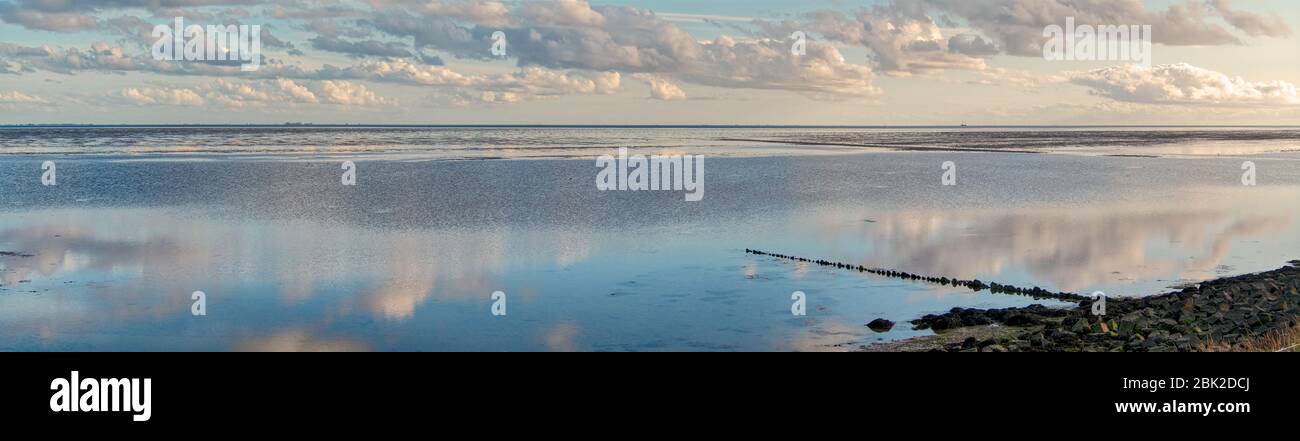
[
  {"xmin": 744, "ymin": 248, "xmax": 1092, "ymax": 303},
  {"xmin": 748, "ymin": 249, "xmax": 1300, "ymax": 351}
]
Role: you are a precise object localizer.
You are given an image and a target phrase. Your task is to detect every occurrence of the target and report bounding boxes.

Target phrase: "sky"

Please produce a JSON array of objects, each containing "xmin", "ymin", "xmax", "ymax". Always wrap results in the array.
[{"xmin": 0, "ymin": 0, "xmax": 1297, "ymax": 125}]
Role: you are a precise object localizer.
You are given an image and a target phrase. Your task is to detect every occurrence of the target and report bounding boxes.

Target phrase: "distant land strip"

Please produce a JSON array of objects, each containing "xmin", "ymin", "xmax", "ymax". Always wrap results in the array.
[
  {"xmin": 4, "ymin": 124, "xmax": 1300, "ymax": 129},
  {"xmin": 720, "ymin": 138, "xmax": 1043, "ymax": 153}
]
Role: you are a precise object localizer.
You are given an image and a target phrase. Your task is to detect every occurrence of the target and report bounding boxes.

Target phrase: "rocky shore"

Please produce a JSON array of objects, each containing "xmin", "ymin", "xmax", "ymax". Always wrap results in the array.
[
  {"xmin": 747, "ymin": 249, "xmax": 1300, "ymax": 352},
  {"xmin": 908, "ymin": 262, "xmax": 1300, "ymax": 352}
]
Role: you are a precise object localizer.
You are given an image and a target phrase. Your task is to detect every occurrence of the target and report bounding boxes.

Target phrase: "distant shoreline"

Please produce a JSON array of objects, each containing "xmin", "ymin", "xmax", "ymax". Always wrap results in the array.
[{"xmin": 4, "ymin": 124, "xmax": 1300, "ymax": 130}]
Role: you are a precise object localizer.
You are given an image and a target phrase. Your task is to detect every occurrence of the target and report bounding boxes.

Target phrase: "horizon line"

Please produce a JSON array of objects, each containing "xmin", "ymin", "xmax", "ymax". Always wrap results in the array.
[{"xmin": 4, "ymin": 123, "xmax": 1300, "ymax": 129}]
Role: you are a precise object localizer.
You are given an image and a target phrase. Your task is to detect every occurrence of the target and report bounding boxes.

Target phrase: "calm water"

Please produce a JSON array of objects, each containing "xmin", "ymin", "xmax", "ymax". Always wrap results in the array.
[{"xmin": 1, "ymin": 128, "xmax": 1299, "ymax": 351}]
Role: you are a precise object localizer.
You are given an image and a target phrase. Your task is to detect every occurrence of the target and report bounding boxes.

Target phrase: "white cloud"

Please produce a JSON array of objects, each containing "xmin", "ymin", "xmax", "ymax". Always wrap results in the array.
[
  {"xmin": 399, "ymin": 0, "xmax": 513, "ymax": 27},
  {"xmin": 322, "ymin": 59, "xmax": 621, "ymax": 103},
  {"xmin": 519, "ymin": 0, "xmax": 606, "ymax": 27},
  {"xmin": 1210, "ymin": 0, "xmax": 1293, "ymax": 38},
  {"xmin": 119, "ymin": 86, "xmax": 206, "ymax": 106},
  {"xmin": 371, "ymin": 1, "xmax": 882, "ymax": 99},
  {"xmin": 0, "ymin": 4, "xmax": 97, "ymax": 32},
  {"xmin": 684, "ymin": 35, "xmax": 881, "ymax": 99},
  {"xmin": 270, "ymin": 78, "xmax": 319, "ymax": 103},
  {"xmin": 320, "ymin": 58, "xmax": 478, "ymax": 86},
  {"xmin": 632, "ymin": 74, "xmax": 686, "ymax": 100},
  {"xmin": 1, "ymin": 41, "xmax": 623, "ymax": 105},
  {"xmin": 763, "ymin": 6, "xmax": 989, "ymax": 76},
  {"xmin": 0, "ymin": 0, "xmax": 1294, "ymax": 115},
  {"xmin": 0, "ymin": 90, "xmax": 49, "ymax": 104},
  {"xmin": 315, "ymin": 80, "xmax": 392, "ymax": 106},
  {"xmin": 928, "ymin": 0, "xmax": 1291, "ymax": 56},
  {"xmin": 1070, "ymin": 63, "xmax": 1300, "ymax": 106},
  {"xmin": 460, "ymin": 68, "xmax": 621, "ymax": 104},
  {"xmin": 113, "ymin": 79, "xmax": 396, "ymax": 108}
]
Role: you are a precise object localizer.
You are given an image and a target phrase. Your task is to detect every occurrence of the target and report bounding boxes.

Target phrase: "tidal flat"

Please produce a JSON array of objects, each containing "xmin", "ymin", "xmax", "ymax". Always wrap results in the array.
[{"xmin": 2, "ymin": 128, "xmax": 1299, "ymax": 351}]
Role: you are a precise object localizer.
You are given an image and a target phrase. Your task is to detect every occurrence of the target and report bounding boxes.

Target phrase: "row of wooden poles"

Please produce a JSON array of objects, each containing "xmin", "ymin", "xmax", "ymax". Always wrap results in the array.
[{"xmin": 745, "ymin": 249, "xmax": 1091, "ymax": 302}]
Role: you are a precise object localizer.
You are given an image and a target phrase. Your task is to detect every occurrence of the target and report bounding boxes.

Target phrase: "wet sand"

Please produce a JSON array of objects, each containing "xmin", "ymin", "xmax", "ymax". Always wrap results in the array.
[{"xmin": 3, "ymin": 143, "xmax": 1300, "ymax": 351}]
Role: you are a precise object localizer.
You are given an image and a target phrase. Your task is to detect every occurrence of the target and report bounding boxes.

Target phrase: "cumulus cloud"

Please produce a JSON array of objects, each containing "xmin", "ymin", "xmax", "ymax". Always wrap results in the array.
[
  {"xmin": 925, "ymin": 0, "xmax": 1290, "ymax": 56},
  {"xmin": 1070, "ymin": 63, "xmax": 1300, "ymax": 106},
  {"xmin": 309, "ymin": 58, "xmax": 624, "ymax": 104},
  {"xmin": 632, "ymin": 74, "xmax": 686, "ymax": 100},
  {"xmin": 102, "ymin": 15, "xmax": 161, "ymax": 47},
  {"xmin": 519, "ymin": 0, "xmax": 606, "ymax": 27},
  {"xmin": 1, "ymin": 0, "xmax": 1294, "ymax": 111},
  {"xmin": 2, "ymin": 0, "xmax": 261, "ymax": 14},
  {"xmin": 750, "ymin": 0, "xmax": 1288, "ymax": 75},
  {"xmin": 0, "ymin": 1, "xmax": 895, "ymax": 101},
  {"xmin": 948, "ymin": 34, "xmax": 1000, "ymax": 57},
  {"xmin": 458, "ymin": 68, "xmax": 621, "ymax": 104},
  {"xmin": 0, "ymin": 90, "xmax": 47, "ymax": 104},
  {"xmin": 0, "ymin": 42, "xmax": 56, "ymax": 57},
  {"xmin": 316, "ymin": 58, "xmax": 476, "ymax": 86},
  {"xmin": 373, "ymin": 0, "xmax": 513, "ymax": 27},
  {"xmin": 35, "ymin": 42, "xmax": 143, "ymax": 74},
  {"xmin": 0, "ymin": 4, "xmax": 97, "ymax": 32},
  {"xmin": 0, "ymin": 41, "xmax": 311, "ymax": 77},
  {"xmin": 0, "ymin": 2, "xmax": 298, "ymax": 54},
  {"xmin": 759, "ymin": 5, "xmax": 989, "ymax": 76},
  {"xmin": 369, "ymin": 1, "xmax": 882, "ymax": 99},
  {"xmin": 0, "ymin": 60, "xmax": 26, "ymax": 74},
  {"xmin": 318, "ymin": 59, "xmax": 621, "ymax": 104},
  {"xmin": 1209, "ymin": 0, "xmax": 1293, "ymax": 38},
  {"xmin": 265, "ymin": 4, "xmax": 363, "ymax": 20},
  {"xmin": 301, "ymin": 18, "xmax": 372, "ymax": 39},
  {"xmin": 203, "ymin": 78, "xmax": 395, "ymax": 107},
  {"xmin": 683, "ymin": 35, "xmax": 881, "ymax": 99},
  {"xmin": 0, "ymin": 40, "xmax": 625, "ymax": 104},
  {"xmin": 310, "ymin": 35, "xmax": 412, "ymax": 58},
  {"xmin": 118, "ymin": 86, "xmax": 207, "ymax": 106},
  {"xmin": 112, "ymin": 79, "xmax": 395, "ymax": 108},
  {"xmin": 315, "ymin": 79, "xmax": 392, "ymax": 106}
]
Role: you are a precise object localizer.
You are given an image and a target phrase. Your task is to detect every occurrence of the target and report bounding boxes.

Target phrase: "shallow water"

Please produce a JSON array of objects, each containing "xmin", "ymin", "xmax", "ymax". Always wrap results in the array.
[{"xmin": 1, "ymin": 128, "xmax": 1299, "ymax": 351}]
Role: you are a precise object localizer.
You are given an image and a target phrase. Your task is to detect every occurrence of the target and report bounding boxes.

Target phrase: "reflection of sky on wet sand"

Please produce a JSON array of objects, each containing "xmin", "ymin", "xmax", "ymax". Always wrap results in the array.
[
  {"xmin": 1049, "ymin": 140, "xmax": 1300, "ymax": 157},
  {"xmin": 795, "ymin": 187, "xmax": 1297, "ymax": 295},
  {"xmin": 2, "ymin": 151, "xmax": 1299, "ymax": 351},
  {"xmin": 0, "ymin": 207, "xmax": 594, "ymax": 350}
]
